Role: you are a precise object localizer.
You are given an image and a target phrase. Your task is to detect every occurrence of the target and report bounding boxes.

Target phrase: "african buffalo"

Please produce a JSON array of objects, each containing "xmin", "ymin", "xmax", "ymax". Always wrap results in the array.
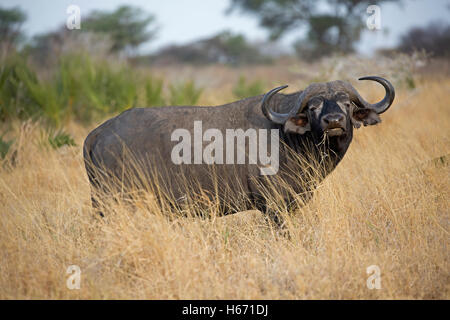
[{"xmin": 83, "ymin": 76, "xmax": 395, "ymax": 227}]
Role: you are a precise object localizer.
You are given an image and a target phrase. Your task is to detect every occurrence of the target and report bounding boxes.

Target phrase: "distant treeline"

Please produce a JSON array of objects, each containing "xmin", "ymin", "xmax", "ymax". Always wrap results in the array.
[{"xmin": 1, "ymin": 3, "xmax": 448, "ymax": 67}]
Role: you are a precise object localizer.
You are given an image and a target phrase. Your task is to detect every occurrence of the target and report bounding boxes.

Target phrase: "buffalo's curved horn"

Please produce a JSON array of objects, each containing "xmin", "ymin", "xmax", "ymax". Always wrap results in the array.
[
  {"xmin": 348, "ymin": 76, "xmax": 395, "ymax": 114},
  {"xmin": 262, "ymin": 84, "xmax": 321, "ymax": 124},
  {"xmin": 261, "ymin": 85, "xmax": 289, "ymax": 124}
]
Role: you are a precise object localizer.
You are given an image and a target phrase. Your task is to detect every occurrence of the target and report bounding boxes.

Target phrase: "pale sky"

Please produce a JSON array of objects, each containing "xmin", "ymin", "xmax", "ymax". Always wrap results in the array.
[{"xmin": 1, "ymin": 0, "xmax": 449, "ymax": 55}]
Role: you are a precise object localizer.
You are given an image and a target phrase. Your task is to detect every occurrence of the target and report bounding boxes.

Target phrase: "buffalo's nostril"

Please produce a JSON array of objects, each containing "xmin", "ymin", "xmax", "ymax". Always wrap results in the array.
[{"xmin": 323, "ymin": 113, "xmax": 345, "ymax": 125}]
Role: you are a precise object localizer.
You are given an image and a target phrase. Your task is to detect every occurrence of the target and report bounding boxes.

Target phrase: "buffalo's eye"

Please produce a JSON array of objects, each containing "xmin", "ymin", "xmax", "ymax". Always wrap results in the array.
[{"xmin": 309, "ymin": 98, "xmax": 322, "ymax": 110}]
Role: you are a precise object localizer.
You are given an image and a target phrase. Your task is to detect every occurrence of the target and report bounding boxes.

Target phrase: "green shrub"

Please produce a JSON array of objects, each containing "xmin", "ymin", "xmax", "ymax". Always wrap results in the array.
[
  {"xmin": 16, "ymin": 66, "xmax": 67, "ymax": 126},
  {"xmin": 57, "ymin": 53, "xmax": 138, "ymax": 122},
  {"xmin": 0, "ymin": 52, "xmax": 204, "ymax": 126},
  {"xmin": 46, "ymin": 129, "xmax": 77, "ymax": 149},
  {"xmin": 232, "ymin": 76, "xmax": 265, "ymax": 99},
  {"xmin": 169, "ymin": 80, "xmax": 202, "ymax": 106},
  {"xmin": 145, "ymin": 77, "xmax": 165, "ymax": 107},
  {"xmin": 0, "ymin": 55, "xmax": 42, "ymax": 121},
  {"xmin": 0, "ymin": 53, "xmax": 141, "ymax": 125}
]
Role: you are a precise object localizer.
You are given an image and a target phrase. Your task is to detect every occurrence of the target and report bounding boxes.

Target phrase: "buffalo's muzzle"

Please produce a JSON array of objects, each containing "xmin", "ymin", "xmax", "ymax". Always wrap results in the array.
[{"xmin": 322, "ymin": 113, "xmax": 346, "ymax": 136}]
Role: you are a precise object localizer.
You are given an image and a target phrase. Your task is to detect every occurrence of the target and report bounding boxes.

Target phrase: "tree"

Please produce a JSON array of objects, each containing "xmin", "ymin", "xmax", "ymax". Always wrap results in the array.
[
  {"xmin": 0, "ymin": 6, "xmax": 27, "ymax": 54},
  {"xmin": 82, "ymin": 5, "xmax": 157, "ymax": 54},
  {"xmin": 228, "ymin": 0, "xmax": 400, "ymax": 60},
  {"xmin": 149, "ymin": 31, "xmax": 271, "ymax": 66},
  {"xmin": 398, "ymin": 22, "xmax": 450, "ymax": 58}
]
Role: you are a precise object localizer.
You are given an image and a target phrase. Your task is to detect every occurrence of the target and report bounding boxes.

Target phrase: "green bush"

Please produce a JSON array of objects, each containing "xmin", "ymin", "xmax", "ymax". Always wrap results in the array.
[
  {"xmin": 0, "ymin": 52, "xmax": 204, "ymax": 126},
  {"xmin": 0, "ymin": 55, "xmax": 42, "ymax": 122},
  {"xmin": 145, "ymin": 77, "xmax": 165, "ymax": 107},
  {"xmin": 41, "ymin": 128, "xmax": 77, "ymax": 150},
  {"xmin": 57, "ymin": 53, "xmax": 138, "ymax": 122},
  {"xmin": 169, "ymin": 80, "xmax": 203, "ymax": 106},
  {"xmin": 0, "ymin": 53, "xmax": 140, "ymax": 125},
  {"xmin": 232, "ymin": 76, "xmax": 265, "ymax": 99}
]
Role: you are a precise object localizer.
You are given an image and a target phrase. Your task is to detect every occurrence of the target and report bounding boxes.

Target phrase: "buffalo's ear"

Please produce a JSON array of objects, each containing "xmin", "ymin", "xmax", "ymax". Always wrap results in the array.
[
  {"xmin": 284, "ymin": 114, "xmax": 311, "ymax": 134},
  {"xmin": 351, "ymin": 108, "xmax": 381, "ymax": 128}
]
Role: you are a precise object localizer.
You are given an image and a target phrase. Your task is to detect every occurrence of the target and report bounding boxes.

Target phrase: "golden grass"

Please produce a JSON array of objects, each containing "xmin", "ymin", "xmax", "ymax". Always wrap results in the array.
[{"xmin": 0, "ymin": 73, "xmax": 448, "ymax": 299}]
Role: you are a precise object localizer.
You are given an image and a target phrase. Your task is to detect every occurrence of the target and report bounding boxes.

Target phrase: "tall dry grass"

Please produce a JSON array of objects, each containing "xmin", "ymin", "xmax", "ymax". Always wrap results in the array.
[{"xmin": 0, "ymin": 73, "xmax": 448, "ymax": 299}]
